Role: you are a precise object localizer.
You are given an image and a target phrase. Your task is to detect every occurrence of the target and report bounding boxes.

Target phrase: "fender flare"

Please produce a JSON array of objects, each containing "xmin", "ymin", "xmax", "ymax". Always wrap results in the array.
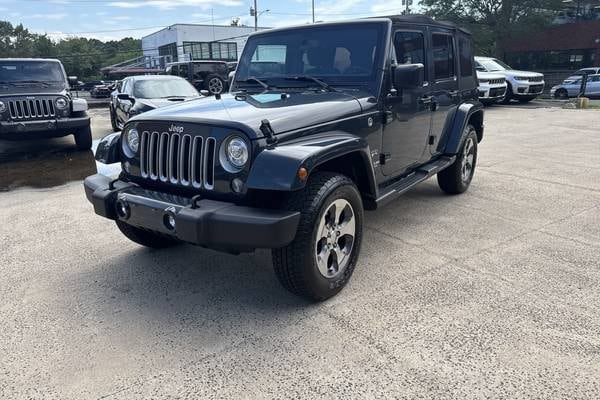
[
  {"xmin": 95, "ymin": 132, "xmax": 121, "ymax": 164},
  {"xmin": 246, "ymin": 132, "xmax": 377, "ymax": 195},
  {"xmin": 441, "ymin": 101, "xmax": 484, "ymax": 155}
]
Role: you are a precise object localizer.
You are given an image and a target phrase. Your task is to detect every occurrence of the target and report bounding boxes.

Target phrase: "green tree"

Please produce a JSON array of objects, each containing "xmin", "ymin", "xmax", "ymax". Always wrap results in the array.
[{"xmin": 421, "ymin": 0, "xmax": 563, "ymax": 56}]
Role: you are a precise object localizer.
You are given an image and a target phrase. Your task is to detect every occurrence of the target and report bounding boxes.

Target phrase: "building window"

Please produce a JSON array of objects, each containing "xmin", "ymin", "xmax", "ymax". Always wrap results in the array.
[
  {"xmin": 505, "ymin": 49, "xmax": 594, "ymax": 70},
  {"xmin": 183, "ymin": 41, "xmax": 238, "ymax": 61},
  {"xmin": 159, "ymin": 43, "xmax": 178, "ymax": 62}
]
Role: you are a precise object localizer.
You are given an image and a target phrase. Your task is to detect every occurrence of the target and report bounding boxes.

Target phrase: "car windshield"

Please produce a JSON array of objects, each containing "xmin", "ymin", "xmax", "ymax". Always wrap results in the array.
[
  {"xmin": 478, "ymin": 58, "xmax": 512, "ymax": 72},
  {"xmin": 235, "ymin": 23, "xmax": 385, "ymax": 89},
  {"xmin": 0, "ymin": 61, "xmax": 65, "ymax": 83},
  {"xmin": 133, "ymin": 79, "xmax": 199, "ymax": 99}
]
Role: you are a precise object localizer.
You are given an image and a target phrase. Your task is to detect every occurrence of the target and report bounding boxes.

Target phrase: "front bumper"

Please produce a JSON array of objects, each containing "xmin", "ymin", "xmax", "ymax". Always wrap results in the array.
[
  {"xmin": 84, "ymin": 174, "xmax": 301, "ymax": 252},
  {"xmin": 513, "ymin": 82, "xmax": 545, "ymax": 96},
  {"xmin": 0, "ymin": 115, "xmax": 90, "ymax": 139},
  {"xmin": 478, "ymin": 85, "xmax": 507, "ymax": 101}
]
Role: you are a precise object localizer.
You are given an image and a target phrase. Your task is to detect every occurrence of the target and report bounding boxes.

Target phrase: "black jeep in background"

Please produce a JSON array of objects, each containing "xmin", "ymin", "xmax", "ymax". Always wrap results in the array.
[
  {"xmin": 85, "ymin": 16, "xmax": 484, "ymax": 301},
  {"xmin": 166, "ymin": 61, "xmax": 230, "ymax": 95},
  {"xmin": 0, "ymin": 58, "xmax": 93, "ymax": 150}
]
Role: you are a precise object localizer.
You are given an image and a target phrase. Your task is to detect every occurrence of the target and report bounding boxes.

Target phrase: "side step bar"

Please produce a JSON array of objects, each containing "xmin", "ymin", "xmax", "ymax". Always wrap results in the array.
[{"xmin": 374, "ymin": 156, "xmax": 457, "ymax": 208}]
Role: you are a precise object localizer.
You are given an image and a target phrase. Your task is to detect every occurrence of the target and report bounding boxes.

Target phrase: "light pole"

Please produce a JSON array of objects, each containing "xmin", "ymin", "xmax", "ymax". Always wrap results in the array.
[
  {"xmin": 254, "ymin": 0, "xmax": 258, "ymax": 31},
  {"xmin": 312, "ymin": 0, "xmax": 315, "ymax": 23}
]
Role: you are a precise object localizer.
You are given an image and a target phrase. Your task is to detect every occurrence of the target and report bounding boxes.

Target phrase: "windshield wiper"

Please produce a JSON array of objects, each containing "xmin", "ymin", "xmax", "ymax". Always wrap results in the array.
[
  {"xmin": 237, "ymin": 77, "xmax": 271, "ymax": 90},
  {"xmin": 13, "ymin": 80, "xmax": 50, "ymax": 86},
  {"xmin": 285, "ymin": 75, "xmax": 337, "ymax": 92}
]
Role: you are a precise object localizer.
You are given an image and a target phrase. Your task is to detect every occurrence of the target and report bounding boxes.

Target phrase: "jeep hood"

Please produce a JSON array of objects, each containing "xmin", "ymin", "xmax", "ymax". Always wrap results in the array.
[{"xmin": 130, "ymin": 90, "xmax": 366, "ymax": 139}]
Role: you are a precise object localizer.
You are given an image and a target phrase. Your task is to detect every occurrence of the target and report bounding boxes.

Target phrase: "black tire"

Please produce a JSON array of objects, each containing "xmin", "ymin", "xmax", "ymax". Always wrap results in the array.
[
  {"xmin": 500, "ymin": 83, "xmax": 513, "ymax": 104},
  {"xmin": 116, "ymin": 220, "xmax": 180, "ymax": 249},
  {"xmin": 110, "ymin": 106, "xmax": 119, "ymax": 131},
  {"xmin": 555, "ymin": 89, "xmax": 569, "ymax": 100},
  {"xmin": 272, "ymin": 172, "xmax": 364, "ymax": 301},
  {"xmin": 205, "ymin": 75, "xmax": 225, "ymax": 95},
  {"xmin": 438, "ymin": 125, "xmax": 478, "ymax": 195},
  {"xmin": 74, "ymin": 125, "xmax": 93, "ymax": 151}
]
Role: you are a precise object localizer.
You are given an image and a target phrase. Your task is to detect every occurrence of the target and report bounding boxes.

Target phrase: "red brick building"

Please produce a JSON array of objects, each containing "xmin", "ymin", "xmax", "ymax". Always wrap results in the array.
[{"xmin": 503, "ymin": 21, "xmax": 600, "ymax": 72}]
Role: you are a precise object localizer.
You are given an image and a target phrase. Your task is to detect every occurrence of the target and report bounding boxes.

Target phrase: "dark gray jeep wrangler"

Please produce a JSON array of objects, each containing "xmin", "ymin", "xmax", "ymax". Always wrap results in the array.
[
  {"xmin": 85, "ymin": 16, "xmax": 484, "ymax": 301},
  {"xmin": 0, "ymin": 58, "xmax": 92, "ymax": 150}
]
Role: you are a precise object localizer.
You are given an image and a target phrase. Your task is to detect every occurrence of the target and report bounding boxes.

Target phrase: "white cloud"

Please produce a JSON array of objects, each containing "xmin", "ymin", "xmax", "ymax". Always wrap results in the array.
[
  {"xmin": 108, "ymin": 0, "xmax": 242, "ymax": 11},
  {"xmin": 28, "ymin": 13, "xmax": 68, "ymax": 20}
]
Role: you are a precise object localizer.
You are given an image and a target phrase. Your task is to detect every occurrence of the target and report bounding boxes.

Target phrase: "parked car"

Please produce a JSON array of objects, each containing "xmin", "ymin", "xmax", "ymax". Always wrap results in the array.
[
  {"xmin": 90, "ymin": 82, "xmax": 114, "ymax": 98},
  {"xmin": 86, "ymin": 16, "xmax": 484, "ymax": 301},
  {"xmin": 551, "ymin": 74, "xmax": 600, "ymax": 99},
  {"xmin": 166, "ymin": 61, "xmax": 229, "ymax": 95},
  {"xmin": 0, "ymin": 58, "xmax": 92, "ymax": 150},
  {"xmin": 568, "ymin": 67, "xmax": 600, "ymax": 80},
  {"xmin": 475, "ymin": 56, "xmax": 545, "ymax": 103},
  {"xmin": 476, "ymin": 71, "xmax": 507, "ymax": 105},
  {"xmin": 109, "ymin": 75, "xmax": 199, "ymax": 131},
  {"xmin": 83, "ymin": 80, "xmax": 105, "ymax": 92}
]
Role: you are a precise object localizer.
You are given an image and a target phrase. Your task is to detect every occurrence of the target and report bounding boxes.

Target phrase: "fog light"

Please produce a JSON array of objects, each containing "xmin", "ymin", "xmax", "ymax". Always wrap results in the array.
[
  {"xmin": 116, "ymin": 200, "xmax": 130, "ymax": 219},
  {"xmin": 164, "ymin": 213, "xmax": 176, "ymax": 231},
  {"xmin": 231, "ymin": 178, "xmax": 244, "ymax": 193}
]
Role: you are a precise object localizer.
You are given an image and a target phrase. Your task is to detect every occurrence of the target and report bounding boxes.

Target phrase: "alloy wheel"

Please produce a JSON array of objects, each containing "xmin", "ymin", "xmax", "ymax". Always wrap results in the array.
[
  {"xmin": 461, "ymin": 137, "xmax": 475, "ymax": 183},
  {"xmin": 315, "ymin": 199, "xmax": 356, "ymax": 279},
  {"xmin": 208, "ymin": 78, "xmax": 224, "ymax": 94}
]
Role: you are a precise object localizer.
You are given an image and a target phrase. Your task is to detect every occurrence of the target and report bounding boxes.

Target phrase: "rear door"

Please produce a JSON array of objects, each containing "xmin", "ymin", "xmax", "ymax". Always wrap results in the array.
[
  {"xmin": 428, "ymin": 28, "xmax": 460, "ymax": 154},
  {"xmin": 586, "ymin": 75, "xmax": 600, "ymax": 96},
  {"xmin": 381, "ymin": 26, "xmax": 433, "ymax": 177}
]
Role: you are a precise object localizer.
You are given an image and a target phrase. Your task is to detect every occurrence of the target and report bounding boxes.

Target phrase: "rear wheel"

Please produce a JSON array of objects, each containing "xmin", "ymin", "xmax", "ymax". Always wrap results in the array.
[
  {"xmin": 74, "ymin": 125, "xmax": 93, "ymax": 151},
  {"xmin": 555, "ymin": 89, "xmax": 569, "ymax": 100},
  {"xmin": 272, "ymin": 172, "xmax": 364, "ymax": 301},
  {"xmin": 438, "ymin": 125, "xmax": 478, "ymax": 195},
  {"xmin": 205, "ymin": 75, "xmax": 225, "ymax": 95},
  {"xmin": 116, "ymin": 220, "xmax": 180, "ymax": 249}
]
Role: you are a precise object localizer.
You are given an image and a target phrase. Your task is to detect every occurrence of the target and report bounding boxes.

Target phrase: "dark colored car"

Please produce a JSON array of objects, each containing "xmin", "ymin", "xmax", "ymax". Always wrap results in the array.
[
  {"xmin": 166, "ymin": 61, "xmax": 229, "ymax": 95},
  {"xmin": 0, "ymin": 58, "xmax": 92, "ymax": 150},
  {"xmin": 85, "ymin": 16, "xmax": 484, "ymax": 300},
  {"xmin": 109, "ymin": 75, "xmax": 199, "ymax": 131},
  {"xmin": 83, "ymin": 80, "xmax": 105, "ymax": 92},
  {"xmin": 90, "ymin": 82, "xmax": 114, "ymax": 98}
]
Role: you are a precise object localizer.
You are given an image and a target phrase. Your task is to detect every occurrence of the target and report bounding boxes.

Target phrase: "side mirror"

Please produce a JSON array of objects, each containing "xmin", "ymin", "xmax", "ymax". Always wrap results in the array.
[
  {"xmin": 476, "ymin": 66, "xmax": 486, "ymax": 72},
  {"xmin": 117, "ymin": 93, "xmax": 134, "ymax": 104},
  {"xmin": 68, "ymin": 76, "xmax": 79, "ymax": 86},
  {"xmin": 393, "ymin": 63, "xmax": 425, "ymax": 90}
]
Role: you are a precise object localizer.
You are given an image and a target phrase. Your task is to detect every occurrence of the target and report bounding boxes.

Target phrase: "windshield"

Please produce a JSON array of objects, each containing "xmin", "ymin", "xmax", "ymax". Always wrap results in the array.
[
  {"xmin": 0, "ymin": 61, "xmax": 65, "ymax": 83},
  {"xmin": 133, "ymin": 79, "xmax": 199, "ymax": 99},
  {"xmin": 235, "ymin": 23, "xmax": 386, "ymax": 90},
  {"xmin": 478, "ymin": 58, "xmax": 512, "ymax": 72}
]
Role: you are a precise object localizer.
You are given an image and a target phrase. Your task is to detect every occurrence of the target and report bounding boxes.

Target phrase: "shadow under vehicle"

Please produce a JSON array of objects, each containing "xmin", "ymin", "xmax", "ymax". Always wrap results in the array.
[
  {"xmin": 109, "ymin": 75, "xmax": 200, "ymax": 131},
  {"xmin": 85, "ymin": 15, "xmax": 484, "ymax": 301}
]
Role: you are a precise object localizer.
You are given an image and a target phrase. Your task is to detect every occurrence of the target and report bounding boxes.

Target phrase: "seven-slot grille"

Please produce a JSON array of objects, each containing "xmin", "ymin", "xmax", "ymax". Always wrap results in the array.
[
  {"xmin": 140, "ymin": 130, "xmax": 217, "ymax": 190},
  {"xmin": 8, "ymin": 98, "xmax": 56, "ymax": 120},
  {"xmin": 489, "ymin": 78, "xmax": 505, "ymax": 85},
  {"xmin": 528, "ymin": 76, "xmax": 544, "ymax": 82}
]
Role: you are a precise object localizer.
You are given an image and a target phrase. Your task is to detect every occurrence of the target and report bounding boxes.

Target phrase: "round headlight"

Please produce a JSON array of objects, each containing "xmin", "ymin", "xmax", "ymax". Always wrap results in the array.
[
  {"xmin": 55, "ymin": 97, "xmax": 68, "ymax": 109},
  {"xmin": 0, "ymin": 101, "xmax": 6, "ymax": 113},
  {"xmin": 124, "ymin": 128, "xmax": 140, "ymax": 154},
  {"xmin": 225, "ymin": 137, "xmax": 249, "ymax": 169}
]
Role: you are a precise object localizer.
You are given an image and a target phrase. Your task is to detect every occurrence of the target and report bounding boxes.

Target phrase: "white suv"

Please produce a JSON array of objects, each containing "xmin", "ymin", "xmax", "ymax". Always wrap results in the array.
[
  {"xmin": 475, "ymin": 56, "xmax": 545, "ymax": 104},
  {"xmin": 477, "ymin": 71, "xmax": 507, "ymax": 105}
]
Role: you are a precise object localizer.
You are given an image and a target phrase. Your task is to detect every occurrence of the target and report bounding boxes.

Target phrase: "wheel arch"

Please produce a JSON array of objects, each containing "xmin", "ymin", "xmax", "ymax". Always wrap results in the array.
[
  {"xmin": 440, "ymin": 102, "xmax": 485, "ymax": 155},
  {"xmin": 246, "ymin": 132, "xmax": 378, "ymax": 204}
]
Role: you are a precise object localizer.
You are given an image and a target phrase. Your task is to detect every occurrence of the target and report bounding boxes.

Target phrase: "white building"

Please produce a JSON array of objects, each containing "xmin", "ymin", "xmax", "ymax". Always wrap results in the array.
[{"xmin": 142, "ymin": 24, "xmax": 269, "ymax": 64}]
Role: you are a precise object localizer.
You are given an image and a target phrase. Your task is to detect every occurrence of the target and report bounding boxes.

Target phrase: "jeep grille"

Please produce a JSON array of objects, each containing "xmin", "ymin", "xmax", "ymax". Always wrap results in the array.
[
  {"xmin": 140, "ymin": 131, "xmax": 216, "ymax": 190},
  {"xmin": 8, "ymin": 98, "xmax": 56, "ymax": 120}
]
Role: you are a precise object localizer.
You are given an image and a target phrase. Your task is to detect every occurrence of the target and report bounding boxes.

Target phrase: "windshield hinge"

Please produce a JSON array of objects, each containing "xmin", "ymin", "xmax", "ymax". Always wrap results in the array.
[{"xmin": 260, "ymin": 119, "xmax": 279, "ymax": 147}]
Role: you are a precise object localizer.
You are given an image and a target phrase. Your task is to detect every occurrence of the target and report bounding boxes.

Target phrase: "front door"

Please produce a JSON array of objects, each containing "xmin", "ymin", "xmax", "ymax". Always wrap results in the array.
[
  {"xmin": 429, "ymin": 29, "xmax": 460, "ymax": 153},
  {"xmin": 381, "ymin": 28, "xmax": 433, "ymax": 177}
]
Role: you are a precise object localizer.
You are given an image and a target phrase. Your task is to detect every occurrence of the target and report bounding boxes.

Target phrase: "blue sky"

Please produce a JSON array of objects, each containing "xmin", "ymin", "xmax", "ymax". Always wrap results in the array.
[{"xmin": 0, "ymin": 0, "xmax": 421, "ymax": 41}]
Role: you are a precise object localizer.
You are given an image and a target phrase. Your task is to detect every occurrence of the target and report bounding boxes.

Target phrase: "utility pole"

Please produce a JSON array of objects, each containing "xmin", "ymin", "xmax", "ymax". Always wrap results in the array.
[
  {"xmin": 312, "ymin": 0, "xmax": 315, "ymax": 23},
  {"xmin": 254, "ymin": 0, "xmax": 258, "ymax": 31}
]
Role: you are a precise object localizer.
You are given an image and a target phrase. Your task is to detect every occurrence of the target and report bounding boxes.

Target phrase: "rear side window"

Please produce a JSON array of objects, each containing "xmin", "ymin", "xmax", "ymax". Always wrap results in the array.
[
  {"xmin": 458, "ymin": 37, "xmax": 473, "ymax": 77},
  {"xmin": 432, "ymin": 34, "xmax": 455, "ymax": 80},
  {"xmin": 394, "ymin": 31, "xmax": 427, "ymax": 79}
]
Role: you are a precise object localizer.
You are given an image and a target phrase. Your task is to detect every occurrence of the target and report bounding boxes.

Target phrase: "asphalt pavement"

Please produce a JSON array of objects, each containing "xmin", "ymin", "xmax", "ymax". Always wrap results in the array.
[{"xmin": 1, "ymin": 104, "xmax": 599, "ymax": 399}]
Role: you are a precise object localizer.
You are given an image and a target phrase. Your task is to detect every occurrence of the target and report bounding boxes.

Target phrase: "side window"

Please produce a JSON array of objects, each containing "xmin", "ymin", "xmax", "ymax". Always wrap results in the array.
[
  {"xmin": 179, "ymin": 64, "xmax": 189, "ymax": 78},
  {"xmin": 458, "ymin": 37, "xmax": 473, "ymax": 77},
  {"xmin": 432, "ymin": 34, "xmax": 455, "ymax": 81},
  {"xmin": 394, "ymin": 31, "xmax": 427, "ymax": 79}
]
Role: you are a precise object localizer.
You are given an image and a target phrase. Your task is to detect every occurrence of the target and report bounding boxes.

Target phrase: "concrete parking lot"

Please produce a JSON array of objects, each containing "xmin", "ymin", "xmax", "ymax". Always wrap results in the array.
[{"xmin": 1, "ymin": 104, "xmax": 599, "ymax": 399}]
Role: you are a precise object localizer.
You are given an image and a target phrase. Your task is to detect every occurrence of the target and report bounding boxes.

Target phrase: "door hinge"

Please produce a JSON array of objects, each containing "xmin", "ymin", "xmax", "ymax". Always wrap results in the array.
[{"xmin": 379, "ymin": 153, "xmax": 391, "ymax": 165}]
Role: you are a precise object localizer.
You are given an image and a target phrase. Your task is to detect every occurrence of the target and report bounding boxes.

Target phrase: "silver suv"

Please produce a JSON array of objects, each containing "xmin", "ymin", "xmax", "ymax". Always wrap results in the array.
[{"xmin": 475, "ymin": 56, "xmax": 545, "ymax": 104}]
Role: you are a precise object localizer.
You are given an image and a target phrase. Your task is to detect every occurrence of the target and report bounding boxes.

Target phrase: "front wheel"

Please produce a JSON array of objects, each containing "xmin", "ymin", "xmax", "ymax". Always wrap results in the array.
[
  {"xmin": 74, "ymin": 125, "xmax": 93, "ymax": 151},
  {"xmin": 438, "ymin": 125, "xmax": 478, "ymax": 195},
  {"xmin": 272, "ymin": 172, "xmax": 364, "ymax": 301}
]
